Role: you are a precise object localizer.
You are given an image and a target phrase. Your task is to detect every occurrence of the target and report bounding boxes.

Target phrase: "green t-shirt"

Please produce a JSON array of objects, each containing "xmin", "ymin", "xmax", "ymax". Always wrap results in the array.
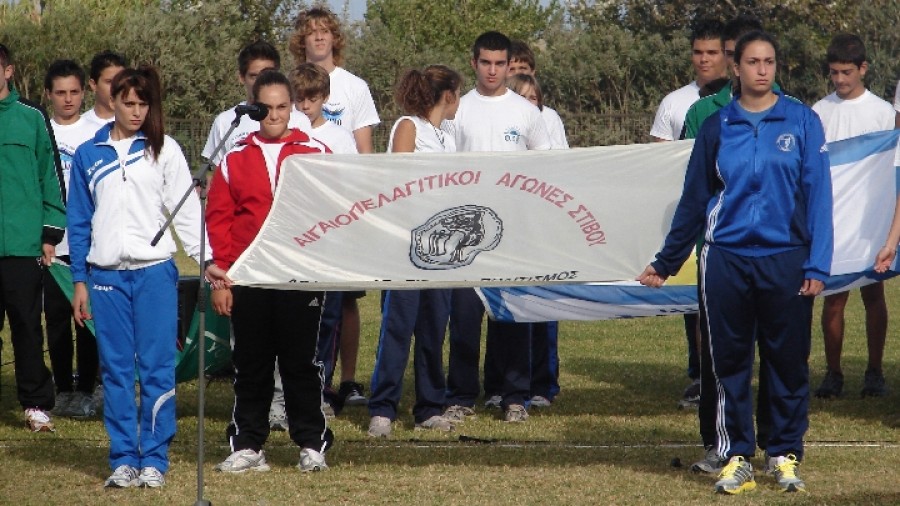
[
  {"xmin": 682, "ymin": 81, "xmax": 785, "ymax": 139},
  {"xmin": 682, "ymin": 82, "xmax": 733, "ymax": 140}
]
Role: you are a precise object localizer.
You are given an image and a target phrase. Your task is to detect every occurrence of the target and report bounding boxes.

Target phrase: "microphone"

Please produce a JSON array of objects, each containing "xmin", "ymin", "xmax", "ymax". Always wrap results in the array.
[{"xmin": 234, "ymin": 103, "xmax": 269, "ymax": 121}]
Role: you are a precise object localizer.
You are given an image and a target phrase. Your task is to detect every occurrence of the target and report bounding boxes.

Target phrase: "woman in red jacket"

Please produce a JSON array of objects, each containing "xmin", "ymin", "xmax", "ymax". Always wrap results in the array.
[{"xmin": 206, "ymin": 69, "xmax": 333, "ymax": 474}]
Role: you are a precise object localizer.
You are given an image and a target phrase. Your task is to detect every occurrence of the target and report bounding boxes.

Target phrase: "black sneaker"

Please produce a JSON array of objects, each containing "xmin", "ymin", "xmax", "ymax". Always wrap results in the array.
[
  {"xmin": 814, "ymin": 370, "xmax": 844, "ymax": 398},
  {"xmin": 861, "ymin": 368, "xmax": 887, "ymax": 397},
  {"xmin": 338, "ymin": 381, "xmax": 367, "ymax": 406}
]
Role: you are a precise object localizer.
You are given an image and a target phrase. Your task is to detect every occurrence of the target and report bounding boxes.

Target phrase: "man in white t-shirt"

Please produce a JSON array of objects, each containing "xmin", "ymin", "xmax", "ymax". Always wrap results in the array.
[
  {"xmin": 289, "ymin": 7, "xmax": 379, "ymax": 153},
  {"xmin": 288, "ymin": 7, "xmax": 378, "ymax": 413},
  {"xmin": 81, "ymin": 51, "xmax": 126, "ymax": 131},
  {"xmin": 444, "ymin": 31, "xmax": 550, "ymax": 425},
  {"xmin": 650, "ymin": 19, "xmax": 727, "ymax": 142},
  {"xmin": 202, "ymin": 41, "xmax": 311, "ymax": 166},
  {"xmin": 812, "ymin": 34, "xmax": 895, "ymax": 399},
  {"xmin": 42, "ymin": 59, "xmax": 101, "ymax": 419}
]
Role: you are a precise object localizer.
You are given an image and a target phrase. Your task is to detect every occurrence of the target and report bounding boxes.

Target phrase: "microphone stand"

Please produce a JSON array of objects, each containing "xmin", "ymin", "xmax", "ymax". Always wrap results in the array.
[{"xmin": 151, "ymin": 109, "xmax": 247, "ymax": 506}]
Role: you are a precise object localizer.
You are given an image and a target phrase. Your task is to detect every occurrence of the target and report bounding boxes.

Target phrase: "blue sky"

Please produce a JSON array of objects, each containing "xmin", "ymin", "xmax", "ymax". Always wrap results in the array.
[{"xmin": 326, "ymin": 0, "xmax": 366, "ymax": 20}]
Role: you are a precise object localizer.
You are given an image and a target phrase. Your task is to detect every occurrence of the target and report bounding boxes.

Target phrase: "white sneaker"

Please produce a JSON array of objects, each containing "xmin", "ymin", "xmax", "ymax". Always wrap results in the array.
[
  {"xmin": 443, "ymin": 405, "xmax": 476, "ymax": 423},
  {"xmin": 297, "ymin": 448, "xmax": 328, "ymax": 472},
  {"xmin": 415, "ymin": 415, "xmax": 455, "ymax": 432},
  {"xmin": 214, "ymin": 449, "xmax": 271, "ymax": 473},
  {"xmin": 504, "ymin": 404, "xmax": 529, "ymax": 423},
  {"xmin": 367, "ymin": 416, "xmax": 392, "ymax": 438},
  {"xmin": 530, "ymin": 395, "xmax": 552, "ymax": 407},
  {"xmin": 105, "ymin": 465, "xmax": 139, "ymax": 488},
  {"xmin": 484, "ymin": 395, "xmax": 502, "ymax": 409},
  {"xmin": 25, "ymin": 408, "xmax": 55, "ymax": 432},
  {"xmin": 138, "ymin": 466, "xmax": 165, "ymax": 488}
]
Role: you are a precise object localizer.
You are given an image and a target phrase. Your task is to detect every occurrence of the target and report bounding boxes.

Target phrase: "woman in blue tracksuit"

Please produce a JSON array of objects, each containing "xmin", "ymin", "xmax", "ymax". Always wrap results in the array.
[
  {"xmin": 366, "ymin": 65, "xmax": 462, "ymax": 437},
  {"xmin": 68, "ymin": 66, "xmax": 208, "ymax": 489},
  {"xmin": 638, "ymin": 31, "xmax": 832, "ymax": 495}
]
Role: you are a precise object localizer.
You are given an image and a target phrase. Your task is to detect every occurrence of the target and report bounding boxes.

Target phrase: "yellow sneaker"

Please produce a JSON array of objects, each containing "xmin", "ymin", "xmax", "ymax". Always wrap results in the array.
[
  {"xmin": 714, "ymin": 456, "xmax": 756, "ymax": 495},
  {"xmin": 769, "ymin": 454, "xmax": 807, "ymax": 493}
]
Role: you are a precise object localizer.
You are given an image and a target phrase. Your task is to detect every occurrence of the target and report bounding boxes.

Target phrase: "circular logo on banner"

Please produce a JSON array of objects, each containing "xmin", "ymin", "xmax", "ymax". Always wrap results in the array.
[{"xmin": 410, "ymin": 205, "xmax": 503, "ymax": 270}]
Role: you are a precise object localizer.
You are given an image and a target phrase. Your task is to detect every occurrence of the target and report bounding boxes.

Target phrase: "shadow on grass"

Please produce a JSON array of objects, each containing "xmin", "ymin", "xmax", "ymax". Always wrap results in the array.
[
  {"xmin": 3, "ymin": 439, "xmax": 109, "ymax": 481},
  {"xmin": 807, "ymin": 356, "xmax": 900, "ymax": 424}
]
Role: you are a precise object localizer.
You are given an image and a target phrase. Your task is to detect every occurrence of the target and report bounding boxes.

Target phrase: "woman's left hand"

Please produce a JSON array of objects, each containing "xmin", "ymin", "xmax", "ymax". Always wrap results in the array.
[
  {"xmin": 205, "ymin": 263, "xmax": 233, "ymax": 290},
  {"xmin": 799, "ymin": 278, "xmax": 824, "ymax": 297}
]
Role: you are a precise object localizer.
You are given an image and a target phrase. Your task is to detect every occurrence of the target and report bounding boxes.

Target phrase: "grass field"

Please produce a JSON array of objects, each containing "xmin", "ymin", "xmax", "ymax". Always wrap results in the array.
[{"xmin": 1, "ymin": 266, "xmax": 899, "ymax": 505}]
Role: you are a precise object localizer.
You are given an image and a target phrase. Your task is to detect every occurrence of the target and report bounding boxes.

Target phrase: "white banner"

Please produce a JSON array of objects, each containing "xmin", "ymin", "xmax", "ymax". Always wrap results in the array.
[{"xmin": 229, "ymin": 142, "xmax": 694, "ymax": 289}]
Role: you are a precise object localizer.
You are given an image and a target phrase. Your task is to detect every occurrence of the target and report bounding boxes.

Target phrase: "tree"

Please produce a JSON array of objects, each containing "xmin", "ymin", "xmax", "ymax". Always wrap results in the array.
[
  {"xmin": 574, "ymin": 0, "xmax": 855, "ymax": 39},
  {"xmin": 0, "ymin": 0, "xmax": 145, "ymax": 101},
  {"xmin": 0, "ymin": 0, "xmax": 266, "ymax": 117},
  {"xmin": 346, "ymin": 0, "xmax": 563, "ymax": 115},
  {"xmin": 852, "ymin": 0, "xmax": 900, "ymax": 101}
]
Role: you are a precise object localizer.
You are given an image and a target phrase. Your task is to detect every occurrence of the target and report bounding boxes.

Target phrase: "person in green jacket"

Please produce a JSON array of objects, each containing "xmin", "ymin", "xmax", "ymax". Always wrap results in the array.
[{"xmin": 0, "ymin": 42, "xmax": 67, "ymax": 432}]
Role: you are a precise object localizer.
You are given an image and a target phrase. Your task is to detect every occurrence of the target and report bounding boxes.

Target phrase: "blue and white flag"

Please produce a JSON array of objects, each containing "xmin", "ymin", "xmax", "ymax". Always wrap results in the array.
[{"xmin": 480, "ymin": 129, "xmax": 900, "ymax": 322}]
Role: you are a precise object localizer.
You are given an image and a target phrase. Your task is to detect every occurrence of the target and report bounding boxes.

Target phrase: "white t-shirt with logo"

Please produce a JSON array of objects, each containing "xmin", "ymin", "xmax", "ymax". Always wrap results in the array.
[
  {"xmin": 310, "ymin": 120, "xmax": 358, "ymax": 154},
  {"xmin": 323, "ymin": 67, "xmax": 380, "ymax": 134},
  {"xmin": 451, "ymin": 88, "xmax": 551, "ymax": 152},
  {"xmin": 649, "ymin": 81, "xmax": 700, "ymax": 141},
  {"xmin": 202, "ymin": 103, "xmax": 312, "ymax": 165},
  {"xmin": 51, "ymin": 117, "xmax": 101, "ymax": 257},
  {"xmin": 812, "ymin": 89, "xmax": 894, "ymax": 142}
]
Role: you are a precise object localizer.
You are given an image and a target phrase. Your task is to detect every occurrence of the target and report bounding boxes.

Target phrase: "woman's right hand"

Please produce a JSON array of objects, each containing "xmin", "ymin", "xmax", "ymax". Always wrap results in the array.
[
  {"xmin": 636, "ymin": 265, "xmax": 667, "ymax": 288},
  {"xmin": 874, "ymin": 246, "xmax": 896, "ymax": 273},
  {"xmin": 72, "ymin": 282, "xmax": 92, "ymax": 327}
]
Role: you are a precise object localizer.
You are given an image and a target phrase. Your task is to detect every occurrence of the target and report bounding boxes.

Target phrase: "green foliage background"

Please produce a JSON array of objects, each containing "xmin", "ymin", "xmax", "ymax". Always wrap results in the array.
[{"xmin": 1, "ymin": 0, "xmax": 897, "ymax": 133}]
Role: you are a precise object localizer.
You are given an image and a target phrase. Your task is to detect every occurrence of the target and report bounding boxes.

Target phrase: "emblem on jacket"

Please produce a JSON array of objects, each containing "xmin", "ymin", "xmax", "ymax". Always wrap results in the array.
[
  {"xmin": 410, "ymin": 205, "xmax": 502, "ymax": 270},
  {"xmin": 776, "ymin": 133, "xmax": 796, "ymax": 152}
]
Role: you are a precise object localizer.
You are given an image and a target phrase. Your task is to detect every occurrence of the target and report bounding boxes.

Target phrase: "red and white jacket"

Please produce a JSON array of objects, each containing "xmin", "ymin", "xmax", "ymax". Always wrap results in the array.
[{"xmin": 207, "ymin": 129, "xmax": 329, "ymax": 270}]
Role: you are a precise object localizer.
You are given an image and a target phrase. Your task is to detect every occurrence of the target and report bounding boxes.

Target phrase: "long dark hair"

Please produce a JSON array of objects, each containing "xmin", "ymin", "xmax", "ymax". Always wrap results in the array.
[
  {"xmin": 394, "ymin": 65, "xmax": 462, "ymax": 117},
  {"xmin": 110, "ymin": 65, "xmax": 164, "ymax": 160}
]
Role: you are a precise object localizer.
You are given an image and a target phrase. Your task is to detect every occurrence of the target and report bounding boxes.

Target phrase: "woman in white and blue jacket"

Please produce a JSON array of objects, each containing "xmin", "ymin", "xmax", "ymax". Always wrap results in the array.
[
  {"xmin": 638, "ymin": 32, "xmax": 832, "ymax": 495},
  {"xmin": 68, "ymin": 66, "xmax": 209, "ymax": 489}
]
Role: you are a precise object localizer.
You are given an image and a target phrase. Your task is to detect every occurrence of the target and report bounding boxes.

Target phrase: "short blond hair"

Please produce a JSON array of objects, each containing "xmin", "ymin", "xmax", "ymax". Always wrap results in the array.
[{"xmin": 506, "ymin": 73, "xmax": 543, "ymax": 110}]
